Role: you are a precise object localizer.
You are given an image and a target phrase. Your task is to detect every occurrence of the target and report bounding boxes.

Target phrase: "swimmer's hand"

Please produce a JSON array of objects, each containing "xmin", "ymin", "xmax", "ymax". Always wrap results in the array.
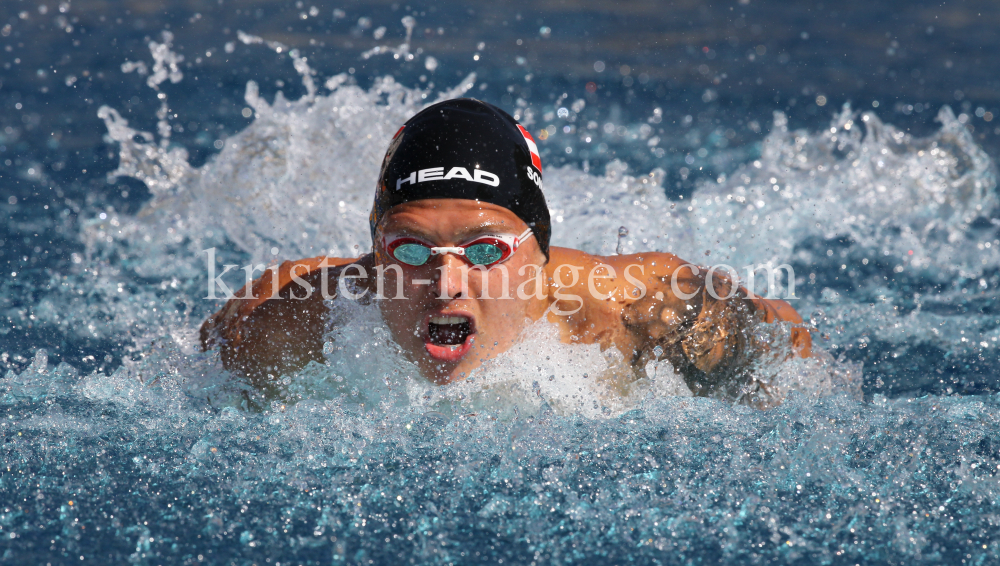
[
  {"xmin": 620, "ymin": 257, "xmax": 810, "ymax": 402},
  {"xmin": 200, "ymin": 255, "xmax": 366, "ymax": 396}
]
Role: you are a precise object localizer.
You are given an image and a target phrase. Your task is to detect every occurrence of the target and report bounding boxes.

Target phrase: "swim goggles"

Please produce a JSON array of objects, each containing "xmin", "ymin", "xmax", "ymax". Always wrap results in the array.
[{"xmin": 384, "ymin": 228, "xmax": 534, "ymax": 268}]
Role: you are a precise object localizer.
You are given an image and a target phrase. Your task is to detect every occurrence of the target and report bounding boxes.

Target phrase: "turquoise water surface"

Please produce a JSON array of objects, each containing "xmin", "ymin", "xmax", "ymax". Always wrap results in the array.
[{"xmin": 2, "ymin": 1, "xmax": 999, "ymax": 563}]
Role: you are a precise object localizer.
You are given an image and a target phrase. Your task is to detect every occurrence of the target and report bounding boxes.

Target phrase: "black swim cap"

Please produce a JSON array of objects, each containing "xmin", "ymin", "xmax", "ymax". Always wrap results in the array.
[{"xmin": 370, "ymin": 98, "xmax": 550, "ymax": 258}]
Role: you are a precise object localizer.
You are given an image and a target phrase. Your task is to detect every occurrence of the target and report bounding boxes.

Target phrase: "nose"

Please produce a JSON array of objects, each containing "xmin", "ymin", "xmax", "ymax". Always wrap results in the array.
[{"xmin": 434, "ymin": 253, "xmax": 469, "ymax": 299}]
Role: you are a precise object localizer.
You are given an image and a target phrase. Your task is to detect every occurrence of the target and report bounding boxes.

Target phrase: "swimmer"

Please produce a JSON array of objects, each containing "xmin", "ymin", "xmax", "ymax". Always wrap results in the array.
[{"xmin": 200, "ymin": 98, "xmax": 811, "ymax": 404}]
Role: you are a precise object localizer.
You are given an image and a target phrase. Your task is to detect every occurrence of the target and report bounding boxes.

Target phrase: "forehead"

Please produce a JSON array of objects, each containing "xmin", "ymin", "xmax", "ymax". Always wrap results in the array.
[{"xmin": 380, "ymin": 199, "xmax": 526, "ymax": 237}]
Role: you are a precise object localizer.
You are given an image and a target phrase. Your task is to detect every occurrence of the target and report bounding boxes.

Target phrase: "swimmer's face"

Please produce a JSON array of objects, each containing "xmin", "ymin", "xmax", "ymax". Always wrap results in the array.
[{"xmin": 376, "ymin": 199, "xmax": 548, "ymax": 384}]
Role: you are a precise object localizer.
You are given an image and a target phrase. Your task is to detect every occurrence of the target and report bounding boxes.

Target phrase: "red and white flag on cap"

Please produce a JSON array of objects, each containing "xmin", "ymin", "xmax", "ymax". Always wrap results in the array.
[{"xmin": 517, "ymin": 125, "xmax": 543, "ymax": 174}]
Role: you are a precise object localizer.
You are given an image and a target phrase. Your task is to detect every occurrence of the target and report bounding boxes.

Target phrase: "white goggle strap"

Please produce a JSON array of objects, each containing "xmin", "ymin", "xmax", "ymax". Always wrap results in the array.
[{"xmin": 516, "ymin": 228, "xmax": 534, "ymax": 247}]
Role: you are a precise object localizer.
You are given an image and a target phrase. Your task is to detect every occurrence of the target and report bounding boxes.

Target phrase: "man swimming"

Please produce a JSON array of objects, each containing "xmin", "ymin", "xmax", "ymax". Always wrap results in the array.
[{"xmin": 200, "ymin": 98, "xmax": 811, "ymax": 405}]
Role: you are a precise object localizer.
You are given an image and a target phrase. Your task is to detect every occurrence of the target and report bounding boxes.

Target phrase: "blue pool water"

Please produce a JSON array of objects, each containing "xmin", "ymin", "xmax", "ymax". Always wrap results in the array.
[{"xmin": 2, "ymin": 1, "xmax": 1000, "ymax": 563}]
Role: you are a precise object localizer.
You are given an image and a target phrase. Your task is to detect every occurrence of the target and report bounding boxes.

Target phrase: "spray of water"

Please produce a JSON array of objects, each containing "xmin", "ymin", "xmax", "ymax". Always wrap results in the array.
[
  {"xmin": 82, "ymin": 28, "xmax": 1000, "ymax": 410},
  {"xmin": 4, "ymin": 27, "xmax": 1000, "ymax": 563}
]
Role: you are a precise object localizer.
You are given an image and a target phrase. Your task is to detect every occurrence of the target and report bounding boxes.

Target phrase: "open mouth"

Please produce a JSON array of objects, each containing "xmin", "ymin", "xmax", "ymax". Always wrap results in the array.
[
  {"xmin": 429, "ymin": 316, "xmax": 472, "ymax": 345},
  {"xmin": 424, "ymin": 314, "xmax": 476, "ymax": 361}
]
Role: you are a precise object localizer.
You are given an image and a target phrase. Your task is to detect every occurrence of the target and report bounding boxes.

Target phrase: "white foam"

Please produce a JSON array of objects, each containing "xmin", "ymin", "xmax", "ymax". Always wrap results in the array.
[{"xmin": 76, "ymin": 34, "xmax": 1000, "ymax": 410}]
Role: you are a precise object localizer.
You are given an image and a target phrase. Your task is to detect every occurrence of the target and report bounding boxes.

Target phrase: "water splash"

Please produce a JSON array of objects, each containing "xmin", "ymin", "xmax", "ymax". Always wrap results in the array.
[
  {"xmin": 237, "ymin": 30, "xmax": 317, "ymax": 100},
  {"xmin": 615, "ymin": 225, "xmax": 629, "ymax": 254},
  {"xmin": 96, "ymin": 34, "xmax": 474, "ymax": 269},
  {"xmin": 361, "ymin": 15, "xmax": 420, "ymax": 61},
  {"xmin": 86, "ymin": 28, "xmax": 1000, "ymax": 401},
  {"xmin": 2, "ymin": 348, "xmax": 998, "ymax": 563},
  {"xmin": 5, "ymin": 31, "xmax": 1000, "ymax": 563}
]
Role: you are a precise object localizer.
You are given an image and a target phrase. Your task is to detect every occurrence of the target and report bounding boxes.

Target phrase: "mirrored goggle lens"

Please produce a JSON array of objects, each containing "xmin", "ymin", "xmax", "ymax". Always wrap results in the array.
[
  {"xmin": 464, "ymin": 243, "xmax": 505, "ymax": 266},
  {"xmin": 391, "ymin": 243, "xmax": 432, "ymax": 266}
]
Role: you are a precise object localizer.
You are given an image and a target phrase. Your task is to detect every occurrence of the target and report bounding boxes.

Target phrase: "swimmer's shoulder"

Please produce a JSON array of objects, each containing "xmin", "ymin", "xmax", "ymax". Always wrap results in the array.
[
  {"xmin": 546, "ymin": 247, "xmax": 693, "ymax": 300},
  {"xmin": 543, "ymin": 247, "xmax": 690, "ymax": 325},
  {"xmin": 548, "ymin": 247, "xmax": 811, "ymax": 357},
  {"xmin": 548, "ymin": 247, "xmax": 689, "ymax": 275}
]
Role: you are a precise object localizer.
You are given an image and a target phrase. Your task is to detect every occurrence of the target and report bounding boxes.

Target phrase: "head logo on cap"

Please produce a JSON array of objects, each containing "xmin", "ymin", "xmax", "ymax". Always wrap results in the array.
[
  {"xmin": 517, "ymin": 125, "xmax": 543, "ymax": 174},
  {"xmin": 372, "ymin": 98, "xmax": 552, "ymax": 259}
]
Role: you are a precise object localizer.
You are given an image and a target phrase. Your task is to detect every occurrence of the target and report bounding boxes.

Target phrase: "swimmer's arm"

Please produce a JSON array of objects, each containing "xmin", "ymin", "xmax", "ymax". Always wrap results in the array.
[
  {"xmin": 619, "ymin": 253, "xmax": 811, "ymax": 398},
  {"xmin": 199, "ymin": 256, "xmax": 360, "ymax": 394}
]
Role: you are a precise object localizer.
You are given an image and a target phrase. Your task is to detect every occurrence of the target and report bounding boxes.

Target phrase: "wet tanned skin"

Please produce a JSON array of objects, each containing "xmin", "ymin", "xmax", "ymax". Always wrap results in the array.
[
  {"xmin": 201, "ymin": 199, "xmax": 811, "ymax": 402},
  {"xmin": 375, "ymin": 200, "xmax": 551, "ymax": 384}
]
